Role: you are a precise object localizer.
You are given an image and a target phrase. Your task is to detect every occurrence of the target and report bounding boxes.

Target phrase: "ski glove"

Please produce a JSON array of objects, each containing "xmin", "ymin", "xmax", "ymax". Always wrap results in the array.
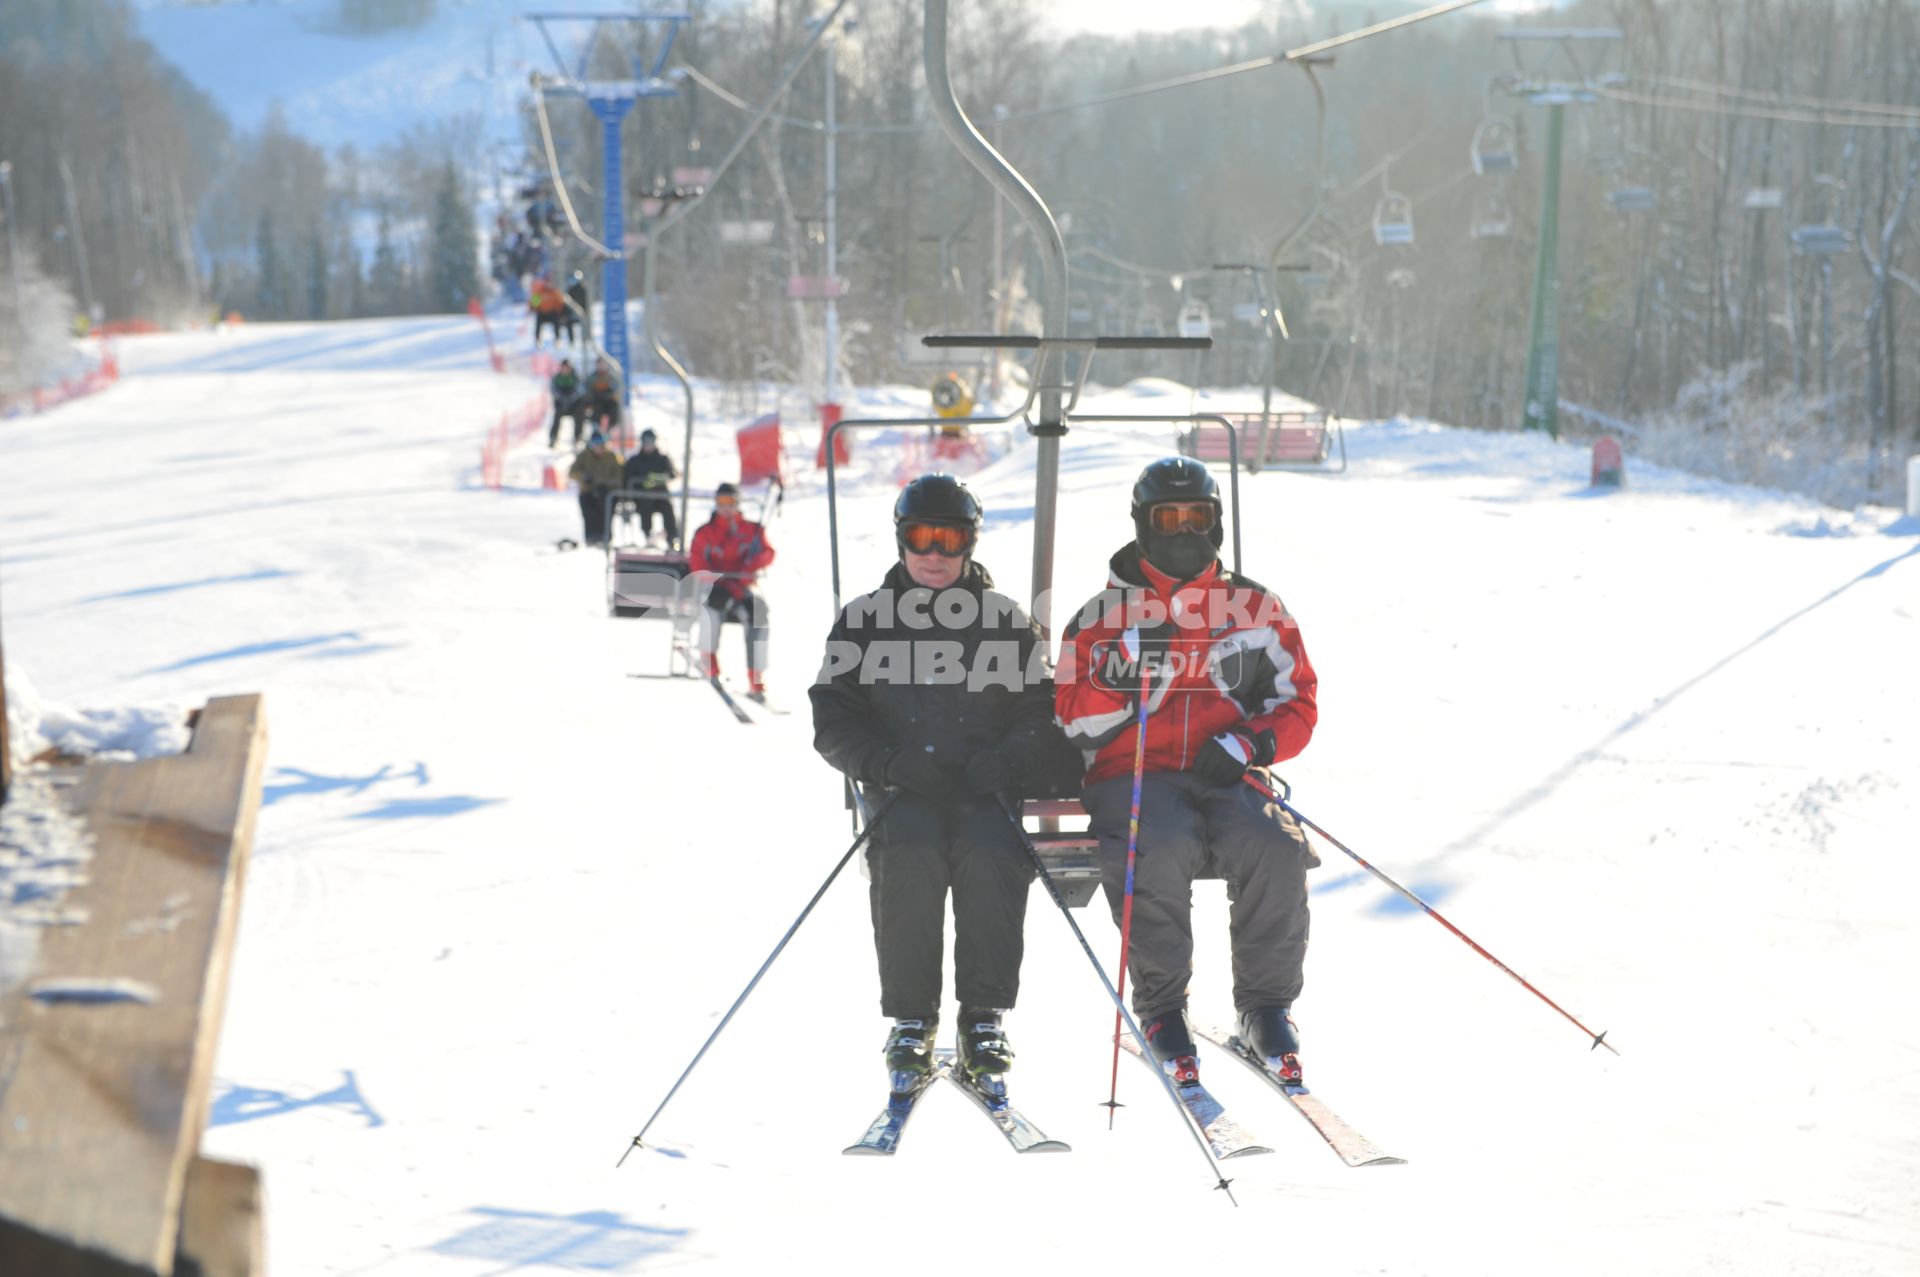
[
  {"xmin": 883, "ymin": 746, "xmax": 948, "ymax": 797},
  {"xmin": 962, "ymin": 748, "xmax": 1015, "ymax": 797},
  {"xmin": 1194, "ymin": 727, "xmax": 1278, "ymax": 787},
  {"xmin": 1088, "ymin": 621, "xmax": 1176, "ymax": 695}
]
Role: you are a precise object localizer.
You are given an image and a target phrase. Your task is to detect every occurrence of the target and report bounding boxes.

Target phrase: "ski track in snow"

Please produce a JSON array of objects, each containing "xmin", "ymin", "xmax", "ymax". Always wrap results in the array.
[{"xmin": 3, "ymin": 314, "xmax": 1918, "ymax": 1276}]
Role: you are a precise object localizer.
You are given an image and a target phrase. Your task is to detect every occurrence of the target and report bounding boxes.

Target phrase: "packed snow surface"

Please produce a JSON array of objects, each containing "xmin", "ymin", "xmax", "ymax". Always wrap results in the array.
[{"xmin": 2, "ymin": 314, "xmax": 1916, "ymax": 1275}]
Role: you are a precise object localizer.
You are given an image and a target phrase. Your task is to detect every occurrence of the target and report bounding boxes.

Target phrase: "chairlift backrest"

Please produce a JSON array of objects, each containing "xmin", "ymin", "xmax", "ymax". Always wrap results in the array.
[
  {"xmin": 1373, "ymin": 192, "xmax": 1415, "ymax": 247},
  {"xmin": 1177, "ymin": 302, "xmax": 1213, "ymax": 340}
]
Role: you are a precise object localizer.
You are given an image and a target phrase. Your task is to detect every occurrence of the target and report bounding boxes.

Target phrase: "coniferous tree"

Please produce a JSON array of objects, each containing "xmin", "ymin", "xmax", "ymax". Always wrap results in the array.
[
  {"xmin": 254, "ymin": 210, "xmax": 283, "ymax": 319},
  {"xmin": 426, "ymin": 160, "xmax": 478, "ymax": 312},
  {"xmin": 306, "ymin": 230, "xmax": 329, "ymax": 319},
  {"xmin": 369, "ymin": 210, "xmax": 403, "ymax": 316}
]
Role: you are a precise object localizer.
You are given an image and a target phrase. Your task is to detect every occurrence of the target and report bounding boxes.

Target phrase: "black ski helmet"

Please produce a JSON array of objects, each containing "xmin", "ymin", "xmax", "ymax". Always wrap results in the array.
[
  {"xmin": 639, "ymin": 428, "xmax": 657, "ymax": 445},
  {"xmin": 894, "ymin": 473, "xmax": 982, "ymax": 553},
  {"xmin": 716, "ymin": 481, "xmax": 739, "ymax": 501},
  {"xmin": 1131, "ymin": 456, "xmax": 1224, "ymax": 579}
]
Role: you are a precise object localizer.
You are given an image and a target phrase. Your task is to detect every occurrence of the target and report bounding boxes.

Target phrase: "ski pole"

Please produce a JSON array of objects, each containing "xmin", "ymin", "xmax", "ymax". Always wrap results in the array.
[
  {"xmin": 1243, "ymin": 774, "xmax": 1618, "ymax": 1056},
  {"xmin": 996, "ymin": 798, "xmax": 1236, "ymax": 1202},
  {"xmin": 1104, "ymin": 657, "xmax": 1155, "ymax": 1125},
  {"xmin": 619, "ymin": 790, "xmax": 901, "ymax": 1164}
]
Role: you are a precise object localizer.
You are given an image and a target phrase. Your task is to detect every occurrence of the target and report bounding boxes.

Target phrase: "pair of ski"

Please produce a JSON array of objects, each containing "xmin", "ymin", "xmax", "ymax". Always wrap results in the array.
[
  {"xmin": 1119, "ymin": 1025, "xmax": 1403, "ymax": 1166},
  {"xmin": 844, "ymin": 1050, "xmax": 1069, "ymax": 1156},
  {"xmin": 704, "ymin": 675, "xmax": 786, "ymax": 725}
]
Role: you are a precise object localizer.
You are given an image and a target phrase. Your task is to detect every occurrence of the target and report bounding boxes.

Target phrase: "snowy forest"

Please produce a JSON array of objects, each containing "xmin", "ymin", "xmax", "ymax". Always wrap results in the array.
[{"xmin": 4, "ymin": 0, "xmax": 1920, "ymax": 506}]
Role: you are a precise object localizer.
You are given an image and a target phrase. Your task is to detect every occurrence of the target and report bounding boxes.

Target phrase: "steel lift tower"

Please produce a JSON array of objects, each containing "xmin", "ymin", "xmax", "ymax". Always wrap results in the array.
[{"xmin": 527, "ymin": 12, "xmax": 690, "ymax": 407}]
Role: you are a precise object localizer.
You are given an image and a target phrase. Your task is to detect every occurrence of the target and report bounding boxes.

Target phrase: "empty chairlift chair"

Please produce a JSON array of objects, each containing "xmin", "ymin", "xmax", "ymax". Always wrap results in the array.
[
  {"xmin": 1471, "ymin": 188, "xmax": 1512, "ymax": 240},
  {"xmin": 1176, "ymin": 301, "xmax": 1213, "ymax": 340},
  {"xmin": 1470, "ymin": 117, "xmax": 1519, "ymax": 176},
  {"xmin": 1607, "ymin": 185, "xmax": 1657, "ymax": 214},
  {"xmin": 1373, "ymin": 192, "xmax": 1415, "ymax": 247}
]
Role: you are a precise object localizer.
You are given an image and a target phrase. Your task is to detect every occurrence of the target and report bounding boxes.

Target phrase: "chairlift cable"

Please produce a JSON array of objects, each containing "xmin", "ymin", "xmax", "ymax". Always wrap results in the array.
[
  {"xmin": 649, "ymin": 0, "xmax": 857, "ymax": 241},
  {"xmin": 1595, "ymin": 85, "xmax": 1920, "ymax": 130},
  {"xmin": 1635, "ymin": 73, "xmax": 1920, "ymax": 122},
  {"xmin": 679, "ymin": 0, "xmax": 1493, "ymax": 138}
]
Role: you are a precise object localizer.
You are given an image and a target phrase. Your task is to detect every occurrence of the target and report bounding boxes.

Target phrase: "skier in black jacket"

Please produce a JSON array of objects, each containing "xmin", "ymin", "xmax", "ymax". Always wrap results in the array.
[
  {"xmin": 810, "ymin": 474, "xmax": 1059, "ymax": 1090},
  {"xmin": 620, "ymin": 429, "xmax": 679, "ymax": 547}
]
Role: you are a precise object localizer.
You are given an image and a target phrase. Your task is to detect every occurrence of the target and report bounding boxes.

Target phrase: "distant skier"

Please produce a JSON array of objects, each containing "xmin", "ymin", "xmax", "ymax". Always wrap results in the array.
[
  {"xmin": 547, "ymin": 358, "xmax": 585, "ymax": 449},
  {"xmin": 688, "ymin": 483, "xmax": 774, "ymax": 698},
  {"xmin": 621, "ymin": 428, "xmax": 679, "ymax": 548},
  {"xmin": 566, "ymin": 430, "xmax": 624, "ymax": 547},
  {"xmin": 809, "ymin": 474, "xmax": 1059, "ymax": 1089},
  {"xmin": 1054, "ymin": 456, "xmax": 1320, "ymax": 1088},
  {"xmin": 529, "ymin": 277, "xmax": 569, "ymax": 347},
  {"xmin": 584, "ymin": 358, "xmax": 622, "ymax": 435}
]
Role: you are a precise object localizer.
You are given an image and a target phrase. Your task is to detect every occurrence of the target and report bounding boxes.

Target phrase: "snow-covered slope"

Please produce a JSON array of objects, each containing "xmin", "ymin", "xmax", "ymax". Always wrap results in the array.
[{"xmin": 3, "ymin": 315, "xmax": 1916, "ymax": 1275}]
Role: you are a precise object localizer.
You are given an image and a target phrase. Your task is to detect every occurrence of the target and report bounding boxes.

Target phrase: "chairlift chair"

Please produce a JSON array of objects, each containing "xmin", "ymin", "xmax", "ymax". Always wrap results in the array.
[
  {"xmin": 1790, "ymin": 224, "xmax": 1850, "ymax": 256},
  {"xmin": 1470, "ymin": 117, "xmax": 1519, "ymax": 176},
  {"xmin": 1176, "ymin": 301, "xmax": 1213, "ymax": 340},
  {"xmin": 1607, "ymin": 185, "xmax": 1656, "ymax": 214},
  {"xmin": 1373, "ymin": 192, "xmax": 1415, "ymax": 247},
  {"xmin": 1470, "ymin": 188, "xmax": 1512, "ymax": 239}
]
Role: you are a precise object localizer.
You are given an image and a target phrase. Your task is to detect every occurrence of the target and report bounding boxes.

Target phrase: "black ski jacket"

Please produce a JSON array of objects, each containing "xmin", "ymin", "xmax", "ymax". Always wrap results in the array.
[
  {"xmin": 622, "ymin": 450, "xmax": 677, "ymax": 492},
  {"xmin": 810, "ymin": 561, "xmax": 1059, "ymax": 797}
]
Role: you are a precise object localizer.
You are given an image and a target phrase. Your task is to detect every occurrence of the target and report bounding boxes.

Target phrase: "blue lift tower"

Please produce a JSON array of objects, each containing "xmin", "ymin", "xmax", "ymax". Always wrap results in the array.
[{"xmin": 526, "ymin": 12, "xmax": 690, "ymax": 408}]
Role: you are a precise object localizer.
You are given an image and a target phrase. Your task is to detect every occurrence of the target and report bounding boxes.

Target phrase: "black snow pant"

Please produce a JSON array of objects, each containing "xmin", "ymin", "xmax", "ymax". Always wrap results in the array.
[
  {"xmin": 637, "ymin": 495, "xmax": 678, "ymax": 546},
  {"xmin": 865, "ymin": 791, "xmax": 1035, "ymax": 1019},
  {"xmin": 549, "ymin": 396, "xmax": 585, "ymax": 446},
  {"xmin": 1083, "ymin": 770, "xmax": 1312, "ymax": 1020},
  {"xmin": 586, "ymin": 395, "xmax": 620, "ymax": 434},
  {"xmin": 534, "ymin": 313, "xmax": 565, "ymax": 345},
  {"xmin": 579, "ymin": 486, "xmax": 611, "ymax": 545},
  {"xmin": 698, "ymin": 589, "xmax": 769, "ymax": 672}
]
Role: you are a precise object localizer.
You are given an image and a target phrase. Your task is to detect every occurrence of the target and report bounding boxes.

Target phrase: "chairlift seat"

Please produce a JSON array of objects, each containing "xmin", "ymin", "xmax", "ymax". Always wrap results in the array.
[
  {"xmin": 1177, "ymin": 411, "xmax": 1340, "ymax": 471},
  {"xmin": 607, "ymin": 544, "xmax": 692, "ymax": 618},
  {"xmin": 1021, "ymin": 797, "xmax": 1228, "ymax": 908},
  {"xmin": 1021, "ymin": 798, "xmax": 1103, "ymax": 909}
]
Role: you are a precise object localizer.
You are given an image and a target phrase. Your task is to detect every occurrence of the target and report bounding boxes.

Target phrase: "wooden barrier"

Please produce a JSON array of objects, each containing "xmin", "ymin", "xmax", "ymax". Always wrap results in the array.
[{"xmin": 0, "ymin": 695, "xmax": 269, "ymax": 1276}]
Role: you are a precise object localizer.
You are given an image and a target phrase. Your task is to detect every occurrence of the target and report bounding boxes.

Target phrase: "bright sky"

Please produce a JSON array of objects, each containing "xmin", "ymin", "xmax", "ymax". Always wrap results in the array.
[{"xmin": 1040, "ymin": 0, "xmax": 1269, "ymax": 34}]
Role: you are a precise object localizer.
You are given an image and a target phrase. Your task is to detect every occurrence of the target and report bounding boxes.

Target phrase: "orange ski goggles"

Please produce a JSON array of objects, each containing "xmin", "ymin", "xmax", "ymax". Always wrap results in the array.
[
  {"xmin": 1147, "ymin": 501, "xmax": 1217, "ymax": 535},
  {"xmin": 899, "ymin": 521, "xmax": 975, "ymax": 557}
]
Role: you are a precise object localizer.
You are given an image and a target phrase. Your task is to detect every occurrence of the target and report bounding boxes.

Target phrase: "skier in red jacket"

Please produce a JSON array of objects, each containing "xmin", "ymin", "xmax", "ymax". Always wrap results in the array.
[
  {"xmin": 688, "ymin": 482, "xmax": 775, "ymax": 699},
  {"xmin": 1055, "ymin": 456, "xmax": 1320, "ymax": 1089}
]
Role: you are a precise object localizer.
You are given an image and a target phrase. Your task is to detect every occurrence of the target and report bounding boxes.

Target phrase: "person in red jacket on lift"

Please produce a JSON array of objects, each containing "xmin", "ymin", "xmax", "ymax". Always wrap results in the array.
[
  {"xmin": 689, "ymin": 482, "xmax": 776, "ymax": 700},
  {"xmin": 1055, "ymin": 456, "xmax": 1320, "ymax": 1090}
]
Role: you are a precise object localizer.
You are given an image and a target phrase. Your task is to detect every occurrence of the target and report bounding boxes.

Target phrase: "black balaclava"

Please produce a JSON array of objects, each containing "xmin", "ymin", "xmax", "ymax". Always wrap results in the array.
[{"xmin": 1140, "ymin": 516, "xmax": 1221, "ymax": 581}]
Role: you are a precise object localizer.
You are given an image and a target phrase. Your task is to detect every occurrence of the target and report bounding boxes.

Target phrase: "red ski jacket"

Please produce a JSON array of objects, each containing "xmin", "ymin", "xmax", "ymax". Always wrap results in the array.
[
  {"xmin": 1054, "ymin": 544, "xmax": 1317, "ymax": 788},
  {"xmin": 689, "ymin": 513, "xmax": 774, "ymax": 603}
]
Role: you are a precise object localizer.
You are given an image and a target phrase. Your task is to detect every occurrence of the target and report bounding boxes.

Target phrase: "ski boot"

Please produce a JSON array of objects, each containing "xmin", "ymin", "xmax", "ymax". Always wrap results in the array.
[
  {"xmin": 1140, "ymin": 1007, "xmax": 1200, "ymax": 1087},
  {"xmin": 1236, "ymin": 1005, "xmax": 1302, "ymax": 1085},
  {"xmin": 955, "ymin": 1008, "xmax": 1014, "ymax": 1090},
  {"xmin": 883, "ymin": 1017, "xmax": 938, "ymax": 1095},
  {"xmin": 702, "ymin": 653, "xmax": 721, "ymax": 680},
  {"xmin": 746, "ymin": 670, "xmax": 768, "ymax": 704}
]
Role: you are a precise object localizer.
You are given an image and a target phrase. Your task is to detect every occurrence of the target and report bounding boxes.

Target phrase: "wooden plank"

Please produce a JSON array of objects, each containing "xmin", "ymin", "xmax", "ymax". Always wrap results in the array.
[
  {"xmin": 174, "ymin": 1157, "xmax": 262, "ymax": 1277},
  {"xmin": 0, "ymin": 696, "xmax": 268, "ymax": 1276}
]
